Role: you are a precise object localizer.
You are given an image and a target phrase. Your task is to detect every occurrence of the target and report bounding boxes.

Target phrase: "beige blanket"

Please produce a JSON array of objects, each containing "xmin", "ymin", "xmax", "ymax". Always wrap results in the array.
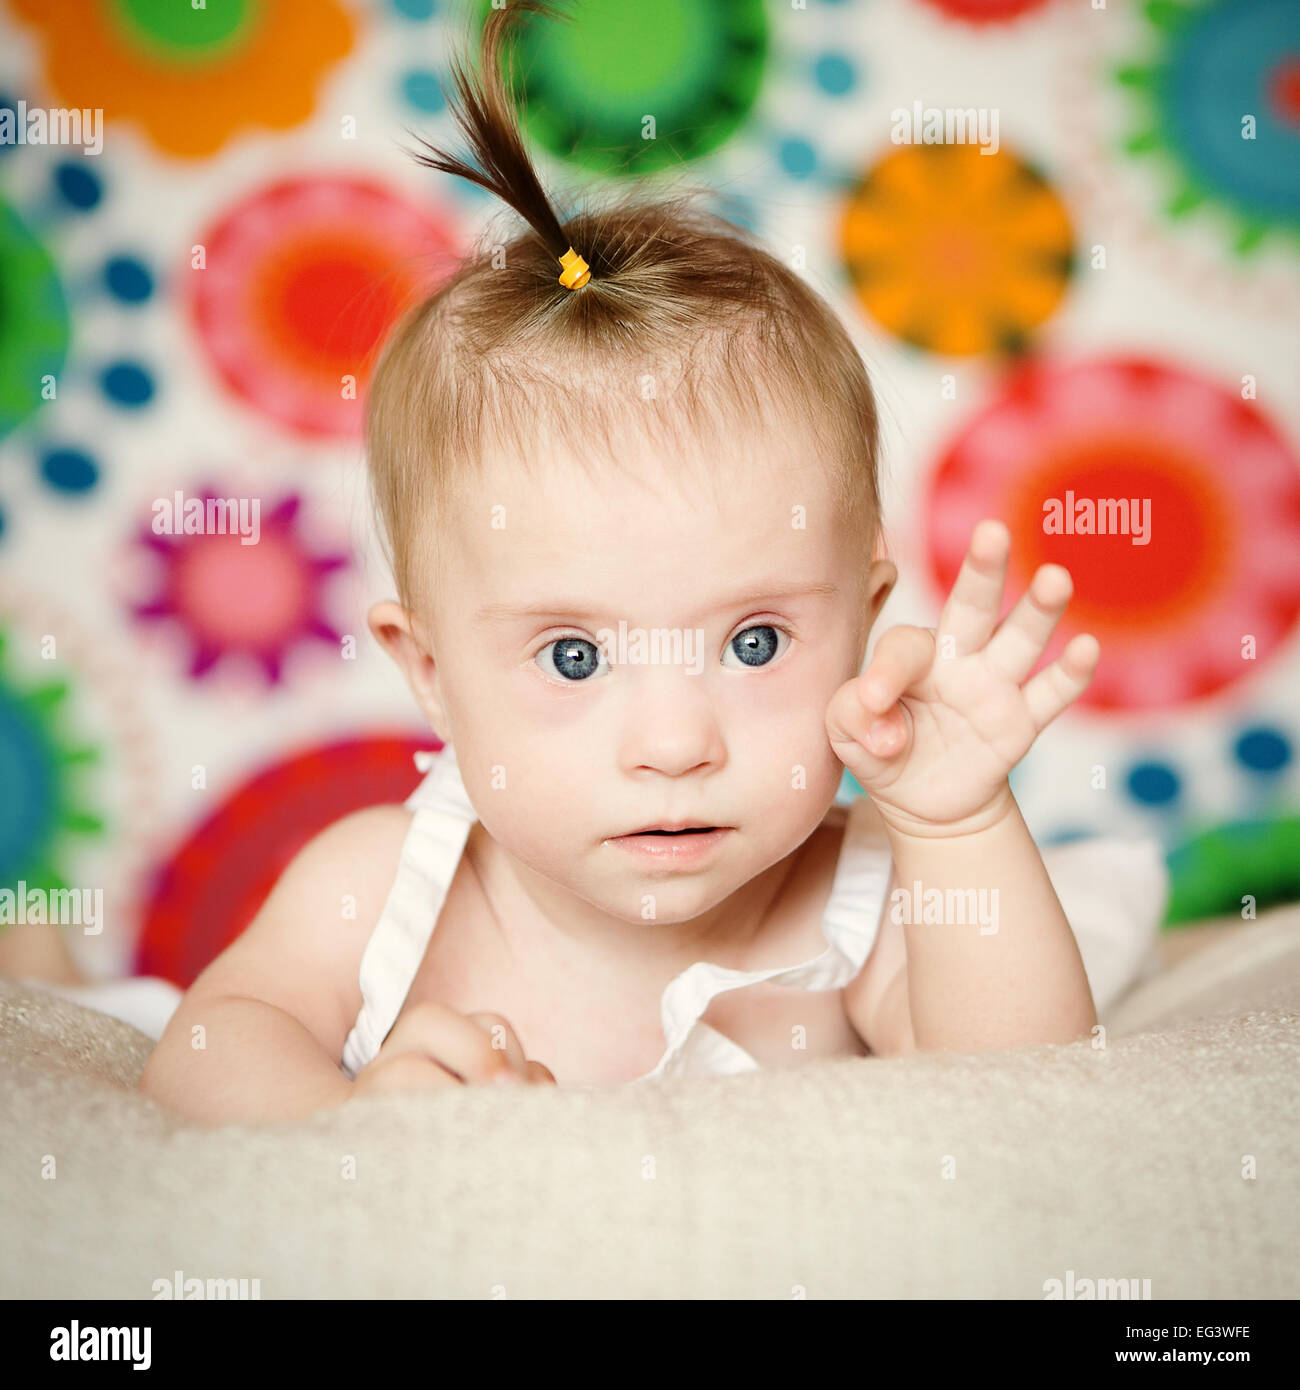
[{"xmin": 2, "ymin": 909, "xmax": 1297, "ymax": 1299}]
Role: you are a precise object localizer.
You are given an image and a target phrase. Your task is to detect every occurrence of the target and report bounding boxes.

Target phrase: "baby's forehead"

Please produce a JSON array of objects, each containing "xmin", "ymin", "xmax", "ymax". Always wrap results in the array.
[
  {"xmin": 437, "ymin": 449, "xmax": 853, "ymax": 620},
  {"xmin": 449, "ymin": 336, "xmax": 847, "ymax": 510},
  {"xmin": 465, "ymin": 423, "xmax": 839, "ymax": 513}
]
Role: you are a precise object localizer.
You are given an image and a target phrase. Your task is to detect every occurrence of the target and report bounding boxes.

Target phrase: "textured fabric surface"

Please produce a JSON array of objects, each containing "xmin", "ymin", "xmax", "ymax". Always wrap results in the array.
[{"xmin": 1, "ymin": 909, "xmax": 1297, "ymax": 1300}]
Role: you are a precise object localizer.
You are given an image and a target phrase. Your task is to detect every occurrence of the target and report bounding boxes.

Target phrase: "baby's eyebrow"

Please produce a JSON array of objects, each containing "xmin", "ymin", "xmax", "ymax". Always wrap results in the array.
[{"xmin": 475, "ymin": 582, "xmax": 839, "ymax": 625}]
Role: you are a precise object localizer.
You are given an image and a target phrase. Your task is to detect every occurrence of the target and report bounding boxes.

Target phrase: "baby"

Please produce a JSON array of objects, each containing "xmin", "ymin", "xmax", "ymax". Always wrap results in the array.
[{"xmin": 135, "ymin": 2, "xmax": 1122, "ymax": 1126}]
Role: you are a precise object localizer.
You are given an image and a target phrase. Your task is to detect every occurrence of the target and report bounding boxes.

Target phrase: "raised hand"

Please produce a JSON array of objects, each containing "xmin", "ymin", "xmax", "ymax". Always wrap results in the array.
[{"xmin": 825, "ymin": 519, "xmax": 1100, "ymax": 837}]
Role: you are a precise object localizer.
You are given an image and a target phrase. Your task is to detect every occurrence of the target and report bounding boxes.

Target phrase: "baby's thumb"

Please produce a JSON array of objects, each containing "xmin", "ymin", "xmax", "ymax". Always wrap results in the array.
[{"xmin": 825, "ymin": 675, "xmax": 912, "ymax": 789}]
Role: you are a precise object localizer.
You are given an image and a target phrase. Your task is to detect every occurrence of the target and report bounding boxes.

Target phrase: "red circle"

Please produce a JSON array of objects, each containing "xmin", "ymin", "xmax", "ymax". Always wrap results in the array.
[
  {"xmin": 1007, "ymin": 442, "xmax": 1230, "ymax": 628},
  {"xmin": 264, "ymin": 241, "xmax": 401, "ymax": 373},
  {"xmin": 925, "ymin": 356, "xmax": 1300, "ymax": 711},
  {"xmin": 189, "ymin": 176, "xmax": 461, "ymax": 439}
]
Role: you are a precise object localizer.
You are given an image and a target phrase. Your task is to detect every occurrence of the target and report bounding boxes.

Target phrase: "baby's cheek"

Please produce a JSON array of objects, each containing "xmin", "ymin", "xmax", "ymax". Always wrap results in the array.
[
  {"xmin": 465, "ymin": 747, "xmax": 583, "ymax": 856},
  {"xmin": 510, "ymin": 666, "xmax": 598, "ymax": 732},
  {"xmin": 729, "ymin": 681, "xmax": 843, "ymax": 792},
  {"xmin": 764, "ymin": 738, "xmax": 843, "ymax": 808}
]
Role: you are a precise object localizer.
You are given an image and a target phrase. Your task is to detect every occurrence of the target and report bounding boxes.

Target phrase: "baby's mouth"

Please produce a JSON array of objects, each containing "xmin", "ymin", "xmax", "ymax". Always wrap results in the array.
[
  {"xmin": 619, "ymin": 821, "xmax": 724, "ymax": 836},
  {"xmin": 604, "ymin": 824, "xmax": 734, "ymax": 862}
]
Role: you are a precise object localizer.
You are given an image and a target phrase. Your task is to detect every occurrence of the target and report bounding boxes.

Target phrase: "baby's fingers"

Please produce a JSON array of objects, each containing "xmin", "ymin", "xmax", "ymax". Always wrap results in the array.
[
  {"xmin": 465, "ymin": 1010, "xmax": 530, "ymax": 1082},
  {"xmin": 826, "ymin": 639, "xmax": 923, "ymax": 784},
  {"xmin": 382, "ymin": 1001, "xmax": 516, "ymax": 1085},
  {"xmin": 985, "ymin": 564, "xmax": 1072, "ymax": 684},
  {"xmin": 355, "ymin": 1053, "xmax": 461, "ymax": 1097},
  {"xmin": 857, "ymin": 625, "xmax": 936, "ymax": 715},
  {"xmin": 936, "ymin": 519, "xmax": 1011, "ymax": 657},
  {"xmin": 1022, "ymin": 633, "xmax": 1101, "ymax": 731},
  {"xmin": 828, "ymin": 669, "xmax": 912, "ymax": 789},
  {"xmin": 467, "ymin": 1013, "xmax": 555, "ymax": 1086}
]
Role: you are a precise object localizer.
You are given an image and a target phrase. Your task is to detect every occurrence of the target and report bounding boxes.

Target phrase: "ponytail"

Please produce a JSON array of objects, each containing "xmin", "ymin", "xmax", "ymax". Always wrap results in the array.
[{"xmin": 407, "ymin": 1, "xmax": 576, "ymax": 268}]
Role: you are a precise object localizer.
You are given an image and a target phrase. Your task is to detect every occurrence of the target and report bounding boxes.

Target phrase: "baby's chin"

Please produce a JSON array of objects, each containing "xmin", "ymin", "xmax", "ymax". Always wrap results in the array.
[
  {"xmin": 578, "ymin": 851, "xmax": 781, "ymax": 927},
  {"xmin": 500, "ymin": 836, "xmax": 750, "ymax": 925},
  {"xmin": 589, "ymin": 878, "xmax": 738, "ymax": 926}
]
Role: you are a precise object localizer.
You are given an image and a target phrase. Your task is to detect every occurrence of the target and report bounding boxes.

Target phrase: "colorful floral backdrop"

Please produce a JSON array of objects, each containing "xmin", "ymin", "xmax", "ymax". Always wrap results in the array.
[{"xmin": 1, "ymin": 0, "xmax": 1297, "ymax": 987}]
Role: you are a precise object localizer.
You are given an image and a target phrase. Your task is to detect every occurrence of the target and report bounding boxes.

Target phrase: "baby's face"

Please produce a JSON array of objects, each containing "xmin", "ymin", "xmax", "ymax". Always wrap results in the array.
[{"xmin": 416, "ymin": 427, "xmax": 889, "ymax": 927}]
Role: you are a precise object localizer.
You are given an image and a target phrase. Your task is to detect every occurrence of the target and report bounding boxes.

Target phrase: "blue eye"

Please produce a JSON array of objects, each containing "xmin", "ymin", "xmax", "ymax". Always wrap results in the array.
[
  {"xmin": 723, "ymin": 625, "xmax": 787, "ymax": 668},
  {"xmin": 537, "ymin": 636, "xmax": 609, "ymax": 682}
]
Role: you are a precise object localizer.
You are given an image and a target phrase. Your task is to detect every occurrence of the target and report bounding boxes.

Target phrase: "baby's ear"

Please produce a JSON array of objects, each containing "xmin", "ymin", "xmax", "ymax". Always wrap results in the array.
[
  {"xmin": 863, "ymin": 553, "xmax": 897, "ymax": 632},
  {"xmin": 367, "ymin": 601, "xmax": 449, "ymax": 735}
]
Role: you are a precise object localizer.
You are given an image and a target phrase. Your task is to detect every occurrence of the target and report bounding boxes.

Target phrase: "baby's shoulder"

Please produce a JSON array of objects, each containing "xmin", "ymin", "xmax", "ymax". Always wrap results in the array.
[
  {"xmin": 307, "ymin": 802, "xmax": 415, "ymax": 876},
  {"xmin": 267, "ymin": 802, "xmax": 415, "ymax": 924},
  {"xmin": 179, "ymin": 802, "xmax": 416, "ymax": 1064},
  {"xmin": 216, "ymin": 801, "xmax": 415, "ymax": 956},
  {"xmin": 289, "ymin": 802, "xmax": 416, "ymax": 957}
]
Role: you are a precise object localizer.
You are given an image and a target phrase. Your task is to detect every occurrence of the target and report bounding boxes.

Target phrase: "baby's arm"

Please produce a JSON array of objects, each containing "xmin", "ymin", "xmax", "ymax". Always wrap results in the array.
[
  {"xmin": 874, "ymin": 799, "xmax": 1094, "ymax": 1050},
  {"xmin": 137, "ymin": 806, "xmax": 409, "ymax": 1127},
  {"xmin": 841, "ymin": 882, "xmax": 914, "ymax": 1055},
  {"xmin": 831, "ymin": 521, "xmax": 1099, "ymax": 1053}
]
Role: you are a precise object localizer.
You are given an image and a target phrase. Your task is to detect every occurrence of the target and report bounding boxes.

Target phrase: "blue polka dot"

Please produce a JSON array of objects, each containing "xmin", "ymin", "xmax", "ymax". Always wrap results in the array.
[
  {"xmin": 100, "ymin": 361, "xmax": 154, "ymax": 407},
  {"xmin": 40, "ymin": 447, "xmax": 99, "ymax": 493},
  {"xmin": 814, "ymin": 53, "xmax": 856, "ymax": 97},
  {"xmin": 54, "ymin": 160, "xmax": 103, "ymax": 211},
  {"xmin": 104, "ymin": 255, "xmax": 153, "ymax": 303},
  {"xmin": 1126, "ymin": 761, "xmax": 1181, "ymax": 807},
  {"xmin": 391, "ymin": 0, "xmax": 435, "ymax": 17},
  {"xmin": 1234, "ymin": 725, "xmax": 1292, "ymax": 773},
  {"xmin": 778, "ymin": 137, "xmax": 818, "ymax": 178},
  {"xmin": 401, "ymin": 69, "xmax": 445, "ymax": 113},
  {"xmin": 0, "ymin": 504, "xmax": 6, "ymax": 538}
]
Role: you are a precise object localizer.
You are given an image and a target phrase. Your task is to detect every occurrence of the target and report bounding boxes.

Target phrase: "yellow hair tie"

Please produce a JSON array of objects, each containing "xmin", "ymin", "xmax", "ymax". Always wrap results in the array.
[{"xmin": 558, "ymin": 246, "xmax": 590, "ymax": 290}]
